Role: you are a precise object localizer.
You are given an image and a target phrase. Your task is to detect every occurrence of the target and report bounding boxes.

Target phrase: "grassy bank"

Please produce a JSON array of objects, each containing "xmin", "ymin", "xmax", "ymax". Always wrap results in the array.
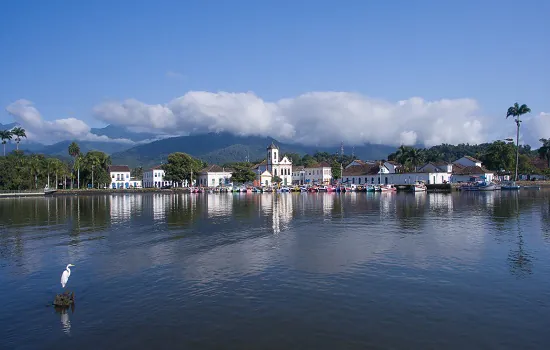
[{"xmin": 516, "ymin": 180, "xmax": 550, "ymax": 187}]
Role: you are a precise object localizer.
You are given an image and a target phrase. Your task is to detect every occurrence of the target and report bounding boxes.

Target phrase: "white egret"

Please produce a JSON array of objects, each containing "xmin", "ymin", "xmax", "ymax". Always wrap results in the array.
[{"xmin": 61, "ymin": 264, "xmax": 75, "ymax": 288}]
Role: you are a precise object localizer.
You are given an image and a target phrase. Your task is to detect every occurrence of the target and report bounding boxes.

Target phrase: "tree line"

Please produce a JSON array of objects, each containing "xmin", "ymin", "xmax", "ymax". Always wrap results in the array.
[{"xmin": 0, "ymin": 128, "xmax": 113, "ymax": 190}]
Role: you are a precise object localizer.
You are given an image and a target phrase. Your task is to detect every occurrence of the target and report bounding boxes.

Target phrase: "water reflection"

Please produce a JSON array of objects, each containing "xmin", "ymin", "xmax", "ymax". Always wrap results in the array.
[
  {"xmin": 1, "ymin": 191, "xmax": 550, "ymax": 349},
  {"xmin": 110, "ymin": 194, "xmax": 143, "ymax": 222},
  {"xmin": 55, "ymin": 304, "xmax": 75, "ymax": 336}
]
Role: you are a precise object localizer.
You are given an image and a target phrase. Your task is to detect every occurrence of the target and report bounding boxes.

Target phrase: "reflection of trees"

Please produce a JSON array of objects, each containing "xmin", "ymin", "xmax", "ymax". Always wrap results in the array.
[
  {"xmin": 508, "ymin": 231, "xmax": 533, "ymax": 277},
  {"xmin": 393, "ymin": 194, "xmax": 427, "ymax": 231},
  {"xmin": 166, "ymin": 194, "xmax": 203, "ymax": 227},
  {"xmin": 542, "ymin": 199, "xmax": 550, "ymax": 241},
  {"xmin": 65, "ymin": 195, "xmax": 111, "ymax": 241},
  {"xmin": 506, "ymin": 192, "xmax": 533, "ymax": 277}
]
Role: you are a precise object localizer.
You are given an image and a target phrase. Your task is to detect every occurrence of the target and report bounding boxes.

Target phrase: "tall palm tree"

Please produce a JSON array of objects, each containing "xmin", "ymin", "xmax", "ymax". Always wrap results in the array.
[
  {"xmin": 506, "ymin": 102, "xmax": 531, "ymax": 181},
  {"xmin": 538, "ymin": 138, "xmax": 550, "ymax": 168},
  {"xmin": 10, "ymin": 127, "xmax": 26, "ymax": 151},
  {"xmin": 68, "ymin": 142, "xmax": 80, "ymax": 189},
  {"xmin": 0, "ymin": 129, "xmax": 12, "ymax": 156},
  {"xmin": 406, "ymin": 148, "xmax": 425, "ymax": 172},
  {"xmin": 84, "ymin": 153, "xmax": 101, "ymax": 188},
  {"xmin": 395, "ymin": 145, "xmax": 411, "ymax": 165},
  {"xmin": 27, "ymin": 154, "xmax": 43, "ymax": 189}
]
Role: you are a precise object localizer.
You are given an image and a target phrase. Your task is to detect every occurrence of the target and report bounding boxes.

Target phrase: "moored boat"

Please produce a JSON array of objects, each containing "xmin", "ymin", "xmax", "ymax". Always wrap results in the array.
[
  {"xmin": 380, "ymin": 184, "xmax": 397, "ymax": 192},
  {"xmin": 412, "ymin": 181, "xmax": 427, "ymax": 192},
  {"xmin": 460, "ymin": 182, "xmax": 496, "ymax": 191},
  {"xmin": 501, "ymin": 181, "xmax": 520, "ymax": 190}
]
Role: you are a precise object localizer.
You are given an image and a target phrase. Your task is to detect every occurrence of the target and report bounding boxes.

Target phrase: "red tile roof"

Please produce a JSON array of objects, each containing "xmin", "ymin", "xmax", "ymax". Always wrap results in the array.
[
  {"xmin": 452, "ymin": 165, "xmax": 491, "ymax": 175},
  {"xmin": 463, "ymin": 155, "xmax": 481, "ymax": 163},
  {"xmin": 200, "ymin": 164, "xmax": 233, "ymax": 173},
  {"xmin": 108, "ymin": 165, "xmax": 130, "ymax": 172},
  {"xmin": 342, "ymin": 164, "xmax": 380, "ymax": 176}
]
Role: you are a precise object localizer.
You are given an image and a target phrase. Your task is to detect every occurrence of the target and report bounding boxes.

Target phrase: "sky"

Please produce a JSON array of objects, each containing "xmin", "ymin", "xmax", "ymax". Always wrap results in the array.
[{"xmin": 0, "ymin": 0, "xmax": 549, "ymax": 147}]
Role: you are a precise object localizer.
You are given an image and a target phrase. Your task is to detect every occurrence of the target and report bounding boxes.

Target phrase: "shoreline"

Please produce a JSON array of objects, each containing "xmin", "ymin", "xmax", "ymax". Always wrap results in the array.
[{"xmin": 3, "ymin": 181, "xmax": 546, "ymax": 198}]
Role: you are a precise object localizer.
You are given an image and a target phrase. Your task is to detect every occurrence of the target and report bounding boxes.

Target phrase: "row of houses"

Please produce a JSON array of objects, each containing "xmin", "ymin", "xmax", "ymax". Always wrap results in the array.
[
  {"xmin": 107, "ymin": 142, "xmax": 509, "ymax": 189},
  {"xmin": 341, "ymin": 156, "xmax": 494, "ymax": 186}
]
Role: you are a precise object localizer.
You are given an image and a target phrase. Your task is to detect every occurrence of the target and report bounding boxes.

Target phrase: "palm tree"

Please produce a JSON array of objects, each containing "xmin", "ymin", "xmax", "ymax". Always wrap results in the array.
[
  {"xmin": 68, "ymin": 142, "xmax": 80, "ymax": 189},
  {"xmin": 84, "ymin": 153, "xmax": 101, "ymax": 188},
  {"xmin": 395, "ymin": 145, "xmax": 411, "ymax": 165},
  {"xmin": 407, "ymin": 148, "xmax": 425, "ymax": 172},
  {"xmin": 0, "ymin": 129, "xmax": 12, "ymax": 156},
  {"xmin": 506, "ymin": 103, "xmax": 531, "ymax": 181},
  {"xmin": 27, "ymin": 154, "xmax": 43, "ymax": 189},
  {"xmin": 538, "ymin": 138, "xmax": 550, "ymax": 168},
  {"xmin": 10, "ymin": 127, "xmax": 26, "ymax": 151}
]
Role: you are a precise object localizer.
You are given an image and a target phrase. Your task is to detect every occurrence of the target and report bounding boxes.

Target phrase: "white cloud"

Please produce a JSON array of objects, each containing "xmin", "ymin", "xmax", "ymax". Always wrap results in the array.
[
  {"xmin": 5, "ymin": 99, "xmax": 135, "ymax": 145},
  {"xmin": 522, "ymin": 112, "xmax": 550, "ymax": 147},
  {"xmin": 94, "ymin": 91, "xmax": 494, "ymax": 147},
  {"xmin": 8, "ymin": 94, "xmax": 549, "ymax": 149}
]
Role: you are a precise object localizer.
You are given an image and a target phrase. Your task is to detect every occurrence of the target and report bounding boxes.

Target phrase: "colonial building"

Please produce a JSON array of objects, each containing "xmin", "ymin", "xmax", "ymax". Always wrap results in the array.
[
  {"xmin": 143, "ymin": 165, "xmax": 173, "ymax": 188},
  {"xmin": 253, "ymin": 142, "xmax": 293, "ymax": 186},
  {"xmin": 343, "ymin": 161, "xmax": 452, "ymax": 185},
  {"xmin": 450, "ymin": 156, "xmax": 494, "ymax": 183},
  {"xmin": 342, "ymin": 164, "xmax": 380, "ymax": 185},
  {"xmin": 303, "ymin": 162, "xmax": 332, "ymax": 184},
  {"xmin": 197, "ymin": 164, "xmax": 233, "ymax": 187},
  {"xmin": 108, "ymin": 165, "xmax": 131, "ymax": 189},
  {"xmin": 292, "ymin": 166, "xmax": 305, "ymax": 184}
]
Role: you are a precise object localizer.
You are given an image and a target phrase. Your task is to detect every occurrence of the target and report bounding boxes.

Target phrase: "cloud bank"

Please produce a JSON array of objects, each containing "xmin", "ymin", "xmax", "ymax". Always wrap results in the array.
[
  {"xmin": 5, "ymin": 99, "xmax": 135, "ymax": 145},
  {"xmin": 4, "ymin": 92, "xmax": 549, "ymax": 148}
]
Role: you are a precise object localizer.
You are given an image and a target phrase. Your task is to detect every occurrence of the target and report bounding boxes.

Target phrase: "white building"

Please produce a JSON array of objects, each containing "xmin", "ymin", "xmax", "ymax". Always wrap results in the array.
[
  {"xmin": 451, "ymin": 156, "xmax": 494, "ymax": 183},
  {"xmin": 197, "ymin": 165, "xmax": 233, "ymax": 187},
  {"xmin": 292, "ymin": 166, "xmax": 305, "ymax": 184},
  {"xmin": 302, "ymin": 162, "xmax": 332, "ymax": 185},
  {"xmin": 342, "ymin": 162, "xmax": 452, "ymax": 185},
  {"xmin": 257, "ymin": 170, "xmax": 273, "ymax": 187},
  {"xmin": 143, "ymin": 165, "xmax": 173, "ymax": 188},
  {"xmin": 108, "ymin": 165, "xmax": 131, "ymax": 189},
  {"xmin": 253, "ymin": 142, "xmax": 293, "ymax": 186}
]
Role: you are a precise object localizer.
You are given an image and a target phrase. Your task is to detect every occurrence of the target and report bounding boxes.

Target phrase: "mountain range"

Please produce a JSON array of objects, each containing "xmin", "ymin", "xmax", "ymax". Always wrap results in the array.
[
  {"xmin": 0, "ymin": 122, "xmax": 396, "ymax": 168},
  {"xmin": 108, "ymin": 132, "xmax": 396, "ymax": 168}
]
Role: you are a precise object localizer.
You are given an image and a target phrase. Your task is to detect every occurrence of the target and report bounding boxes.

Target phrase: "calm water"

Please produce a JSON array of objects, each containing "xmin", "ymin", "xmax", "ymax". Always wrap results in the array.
[{"xmin": 1, "ymin": 191, "xmax": 550, "ymax": 349}]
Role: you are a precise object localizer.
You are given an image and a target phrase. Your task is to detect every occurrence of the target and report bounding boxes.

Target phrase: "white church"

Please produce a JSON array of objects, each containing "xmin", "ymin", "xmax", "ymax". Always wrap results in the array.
[{"xmin": 253, "ymin": 142, "xmax": 293, "ymax": 186}]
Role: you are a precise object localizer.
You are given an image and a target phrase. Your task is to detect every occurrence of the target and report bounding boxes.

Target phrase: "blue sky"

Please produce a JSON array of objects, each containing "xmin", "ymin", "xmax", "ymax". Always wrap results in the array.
[{"xmin": 0, "ymin": 0, "xmax": 549, "ymax": 146}]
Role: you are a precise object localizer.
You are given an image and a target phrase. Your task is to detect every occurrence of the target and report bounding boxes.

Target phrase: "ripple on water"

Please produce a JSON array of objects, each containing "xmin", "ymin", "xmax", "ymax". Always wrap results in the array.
[{"xmin": 1, "ymin": 191, "xmax": 550, "ymax": 349}]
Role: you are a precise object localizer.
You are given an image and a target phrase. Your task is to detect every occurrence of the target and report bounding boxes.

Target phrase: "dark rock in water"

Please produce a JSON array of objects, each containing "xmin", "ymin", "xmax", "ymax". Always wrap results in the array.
[{"xmin": 53, "ymin": 291, "xmax": 75, "ymax": 307}]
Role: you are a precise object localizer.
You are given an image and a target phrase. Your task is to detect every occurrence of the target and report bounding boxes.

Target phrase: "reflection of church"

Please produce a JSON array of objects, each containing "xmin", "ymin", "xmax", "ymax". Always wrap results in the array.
[{"xmin": 252, "ymin": 142, "xmax": 293, "ymax": 186}]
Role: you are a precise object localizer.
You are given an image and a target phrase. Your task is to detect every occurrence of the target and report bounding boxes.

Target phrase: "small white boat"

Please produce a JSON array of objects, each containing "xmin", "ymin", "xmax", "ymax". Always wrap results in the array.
[
  {"xmin": 44, "ymin": 185, "xmax": 57, "ymax": 195},
  {"xmin": 412, "ymin": 181, "xmax": 427, "ymax": 192},
  {"xmin": 380, "ymin": 184, "xmax": 397, "ymax": 192},
  {"xmin": 461, "ymin": 182, "xmax": 496, "ymax": 191},
  {"xmin": 501, "ymin": 181, "xmax": 520, "ymax": 190}
]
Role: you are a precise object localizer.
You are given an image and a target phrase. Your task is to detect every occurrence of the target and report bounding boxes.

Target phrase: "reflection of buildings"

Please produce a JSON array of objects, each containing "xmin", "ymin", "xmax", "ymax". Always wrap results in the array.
[
  {"xmin": 272, "ymin": 194, "xmax": 293, "ymax": 234},
  {"xmin": 428, "ymin": 193, "xmax": 453, "ymax": 214},
  {"xmin": 152, "ymin": 193, "xmax": 171, "ymax": 221},
  {"xmin": 206, "ymin": 193, "xmax": 233, "ymax": 217},
  {"xmin": 110, "ymin": 194, "xmax": 143, "ymax": 222},
  {"xmin": 322, "ymin": 193, "xmax": 335, "ymax": 216}
]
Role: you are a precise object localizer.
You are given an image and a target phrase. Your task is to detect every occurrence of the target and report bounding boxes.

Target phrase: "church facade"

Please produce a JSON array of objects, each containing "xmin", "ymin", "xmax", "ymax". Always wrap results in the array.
[{"xmin": 253, "ymin": 142, "xmax": 293, "ymax": 186}]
